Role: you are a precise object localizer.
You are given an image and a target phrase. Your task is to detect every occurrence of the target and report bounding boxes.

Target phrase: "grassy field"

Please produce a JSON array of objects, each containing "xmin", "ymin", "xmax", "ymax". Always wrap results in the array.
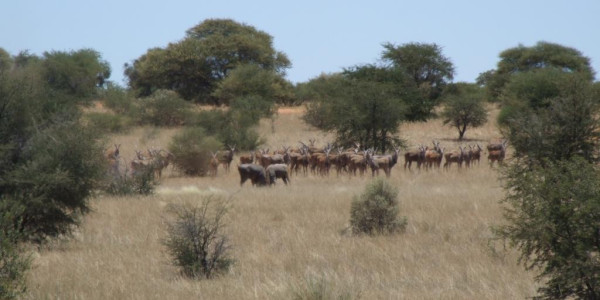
[{"xmin": 25, "ymin": 106, "xmax": 539, "ymax": 299}]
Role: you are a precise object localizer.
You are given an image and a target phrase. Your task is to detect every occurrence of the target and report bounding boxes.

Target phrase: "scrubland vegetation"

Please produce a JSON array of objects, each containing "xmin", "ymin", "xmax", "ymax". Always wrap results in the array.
[{"xmin": 21, "ymin": 106, "xmax": 541, "ymax": 299}]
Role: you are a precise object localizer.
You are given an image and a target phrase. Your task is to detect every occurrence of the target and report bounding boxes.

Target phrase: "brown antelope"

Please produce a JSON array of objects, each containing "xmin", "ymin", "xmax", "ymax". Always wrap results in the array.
[
  {"xmin": 239, "ymin": 151, "xmax": 254, "ymax": 164},
  {"xmin": 106, "ymin": 144, "xmax": 121, "ymax": 175},
  {"xmin": 366, "ymin": 148, "xmax": 399, "ymax": 178},
  {"xmin": 404, "ymin": 145, "xmax": 426, "ymax": 170},
  {"xmin": 463, "ymin": 145, "xmax": 473, "ymax": 168},
  {"xmin": 424, "ymin": 140, "xmax": 443, "ymax": 170},
  {"xmin": 315, "ymin": 146, "xmax": 332, "ymax": 176},
  {"xmin": 488, "ymin": 141, "xmax": 507, "ymax": 167},
  {"xmin": 470, "ymin": 144, "xmax": 483, "ymax": 166},
  {"xmin": 152, "ymin": 150, "xmax": 174, "ymax": 178},
  {"xmin": 218, "ymin": 144, "xmax": 236, "ymax": 173},
  {"xmin": 106, "ymin": 144, "xmax": 121, "ymax": 160},
  {"xmin": 208, "ymin": 151, "xmax": 219, "ymax": 177},
  {"xmin": 443, "ymin": 146, "xmax": 465, "ymax": 170},
  {"xmin": 348, "ymin": 151, "xmax": 367, "ymax": 176}
]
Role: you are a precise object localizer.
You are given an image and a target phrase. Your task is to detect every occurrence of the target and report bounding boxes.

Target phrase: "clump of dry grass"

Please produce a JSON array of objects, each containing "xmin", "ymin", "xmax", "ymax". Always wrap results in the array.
[{"xmin": 25, "ymin": 105, "xmax": 539, "ymax": 299}]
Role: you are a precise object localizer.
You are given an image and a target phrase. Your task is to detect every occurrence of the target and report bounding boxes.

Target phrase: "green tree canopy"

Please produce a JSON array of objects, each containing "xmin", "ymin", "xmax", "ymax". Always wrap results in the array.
[
  {"xmin": 497, "ymin": 158, "xmax": 600, "ymax": 299},
  {"xmin": 441, "ymin": 83, "xmax": 488, "ymax": 140},
  {"xmin": 302, "ymin": 65, "xmax": 407, "ymax": 152},
  {"xmin": 482, "ymin": 41, "xmax": 595, "ymax": 101},
  {"xmin": 382, "ymin": 42, "xmax": 455, "ymax": 103},
  {"xmin": 0, "ymin": 49, "xmax": 107, "ymax": 243},
  {"xmin": 125, "ymin": 18, "xmax": 291, "ymax": 104}
]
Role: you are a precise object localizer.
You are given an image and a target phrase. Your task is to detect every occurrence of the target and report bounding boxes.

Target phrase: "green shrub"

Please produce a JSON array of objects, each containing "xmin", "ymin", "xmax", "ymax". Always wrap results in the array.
[
  {"xmin": 139, "ymin": 90, "xmax": 192, "ymax": 126},
  {"xmin": 100, "ymin": 83, "xmax": 138, "ymax": 115},
  {"xmin": 0, "ymin": 202, "xmax": 31, "ymax": 300},
  {"xmin": 4, "ymin": 121, "xmax": 106, "ymax": 243},
  {"xmin": 163, "ymin": 196, "xmax": 234, "ymax": 279},
  {"xmin": 188, "ymin": 108, "xmax": 264, "ymax": 151},
  {"xmin": 168, "ymin": 127, "xmax": 222, "ymax": 176},
  {"xmin": 350, "ymin": 178, "xmax": 407, "ymax": 235},
  {"xmin": 103, "ymin": 167, "xmax": 157, "ymax": 196},
  {"xmin": 85, "ymin": 112, "xmax": 133, "ymax": 134}
]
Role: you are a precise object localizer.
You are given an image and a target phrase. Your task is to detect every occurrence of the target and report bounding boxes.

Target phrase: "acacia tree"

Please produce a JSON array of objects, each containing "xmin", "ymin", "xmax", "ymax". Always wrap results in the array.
[
  {"xmin": 441, "ymin": 83, "xmax": 488, "ymax": 140},
  {"xmin": 303, "ymin": 65, "xmax": 407, "ymax": 152},
  {"xmin": 0, "ymin": 50, "xmax": 106, "ymax": 243},
  {"xmin": 382, "ymin": 42, "xmax": 455, "ymax": 119},
  {"xmin": 482, "ymin": 41, "xmax": 595, "ymax": 101},
  {"xmin": 125, "ymin": 18, "xmax": 291, "ymax": 104},
  {"xmin": 492, "ymin": 43, "xmax": 600, "ymax": 299}
]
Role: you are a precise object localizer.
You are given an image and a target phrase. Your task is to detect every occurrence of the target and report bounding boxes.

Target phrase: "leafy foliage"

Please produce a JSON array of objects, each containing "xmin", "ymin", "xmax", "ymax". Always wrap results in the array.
[
  {"xmin": 163, "ymin": 197, "xmax": 234, "ymax": 279},
  {"xmin": 0, "ymin": 49, "xmax": 107, "ymax": 243},
  {"xmin": 501, "ymin": 73, "xmax": 600, "ymax": 165},
  {"xmin": 497, "ymin": 158, "xmax": 600, "ymax": 299},
  {"xmin": 482, "ymin": 41, "xmax": 594, "ymax": 101},
  {"xmin": 350, "ymin": 178, "xmax": 407, "ymax": 235},
  {"xmin": 126, "ymin": 18, "xmax": 291, "ymax": 104},
  {"xmin": 303, "ymin": 66, "xmax": 407, "ymax": 152},
  {"xmin": 0, "ymin": 203, "xmax": 30, "ymax": 300},
  {"xmin": 382, "ymin": 42, "xmax": 455, "ymax": 108},
  {"xmin": 103, "ymin": 167, "xmax": 157, "ymax": 196},
  {"xmin": 138, "ymin": 90, "xmax": 192, "ymax": 126},
  {"xmin": 441, "ymin": 83, "xmax": 488, "ymax": 140},
  {"xmin": 168, "ymin": 127, "xmax": 222, "ymax": 176}
]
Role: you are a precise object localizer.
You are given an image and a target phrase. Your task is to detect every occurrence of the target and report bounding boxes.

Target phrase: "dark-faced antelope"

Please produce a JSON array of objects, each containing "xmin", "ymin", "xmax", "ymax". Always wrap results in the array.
[
  {"xmin": 488, "ymin": 141, "xmax": 507, "ymax": 167},
  {"xmin": 443, "ymin": 147, "xmax": 465, "ymax": 170},
  {"xmin": 404, "ymin": 145, "xmax": 426, "ymax": 170},
  {"xmin": 218, "ymin": 144, "xmax": 236, "ymax": 172}
]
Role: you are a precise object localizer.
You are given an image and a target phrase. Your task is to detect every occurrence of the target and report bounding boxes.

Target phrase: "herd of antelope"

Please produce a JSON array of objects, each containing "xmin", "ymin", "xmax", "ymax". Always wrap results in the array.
[
  {"xmin": 105, "ymin": 144, "xmax": 175, "ymax": 179},
  {"xmin": 104, "ymin": 139, "xmax": 508, "ymax": 186},
  {"xmin": 230, "ymin": 139, "xmax": 509, "ymax": 185}
]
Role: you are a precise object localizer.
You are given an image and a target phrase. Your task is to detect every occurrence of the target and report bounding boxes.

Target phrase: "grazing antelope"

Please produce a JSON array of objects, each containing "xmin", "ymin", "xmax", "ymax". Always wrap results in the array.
[
  {"xmin": 208, "ymin": 152, "xmax": 219, "ymax": 177},
  {"xmin": 443, "ymin": 146, "xmax": 465, "ymax": 170},
  {"xmin": 218, "ymin": 144, "xmax": 236, "ymax": 173},
  {"xmin": 404, "ymin": 145, "xmax": 426, "ymax": 170}
]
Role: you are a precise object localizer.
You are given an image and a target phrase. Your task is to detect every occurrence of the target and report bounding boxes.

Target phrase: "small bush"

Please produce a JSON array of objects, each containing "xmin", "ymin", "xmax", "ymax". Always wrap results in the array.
[
  {"xmin": 0, "ymin": 202, "xmax": 31, "ymax": 300},
  {"xmin": 103, "ymin": 167, "xmax": 157, "ymax": 196},
  {"xmin": 350, "ymin": 178, "xmax": 407, "ymax": 235},
  {"xmin": 85, "ymin": 112, "xmax": 133, "ymax": 134},
  {"xmin": 168, "ymin": 127, "xmax": 222, "ymax": 176},
  {"xmin": 139, "ymin": 90, "xmax": 192, "ymax": 126},
  {"xmin": 100, "ymin": 83, "xmax": 138, "ymax": 115},
  {"xmin": 289, "ymin": 274, "xmax": 361, "ymax": 300},
  {"xmin": 163, "ymin": 196, "xmax": 234, "ymax": 279}
]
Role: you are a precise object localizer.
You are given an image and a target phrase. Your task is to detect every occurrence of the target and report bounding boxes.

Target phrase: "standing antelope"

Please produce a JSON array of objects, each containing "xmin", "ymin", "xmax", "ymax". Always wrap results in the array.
[
  {"xmin": 404, "ymin": 145, "xmax": 426, "ymax": 170},
  {"xmin": 208, "ymin": 152, "xmax": 219, "ymax": 177},
  {"xmin": 443, "ymin": 147, "xmax": 465, "ymax": 170},
  {"xmin": 470, "ymin": 144, "xmax": 483, "ymax": 166},
  {"xmin": 106, "ymin": 144, "xmax": 121, "ymax": 175},
  {"xmin": 488, "ymin": 141, "xmax": 507, "ymax": 167},
  {"xmin": 218, "ymin": 145, "xmax": 236, "ymax": 173}
]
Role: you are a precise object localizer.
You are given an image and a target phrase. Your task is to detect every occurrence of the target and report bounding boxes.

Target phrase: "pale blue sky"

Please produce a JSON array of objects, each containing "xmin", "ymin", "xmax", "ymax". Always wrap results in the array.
[{"xmin": 2, "ymin": 0, "xmax": 599, "ymax": 86}]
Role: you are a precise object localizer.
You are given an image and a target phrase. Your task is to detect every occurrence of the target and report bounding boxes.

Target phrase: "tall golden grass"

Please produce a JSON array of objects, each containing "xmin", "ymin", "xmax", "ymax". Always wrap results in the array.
[{"xmin": 25, "ymin": 105, "xmax": 539, "ymax": 299}]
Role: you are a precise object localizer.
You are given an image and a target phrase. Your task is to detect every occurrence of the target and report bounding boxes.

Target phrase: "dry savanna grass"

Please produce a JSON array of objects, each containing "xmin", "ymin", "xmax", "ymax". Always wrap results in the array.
[{"xmin": 25, "ymin": 105, "xmax": 539, "ymax": 299}]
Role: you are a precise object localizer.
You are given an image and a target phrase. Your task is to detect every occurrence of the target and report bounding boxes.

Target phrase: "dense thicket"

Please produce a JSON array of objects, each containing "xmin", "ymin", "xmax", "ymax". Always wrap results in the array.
[
  {"xmin": 0, "ymin": 49, "xmax": 107, "ymax": 243},
  {"xmin": 488, "ymin": 42, "xmax": 600, "ymax": 299}
]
